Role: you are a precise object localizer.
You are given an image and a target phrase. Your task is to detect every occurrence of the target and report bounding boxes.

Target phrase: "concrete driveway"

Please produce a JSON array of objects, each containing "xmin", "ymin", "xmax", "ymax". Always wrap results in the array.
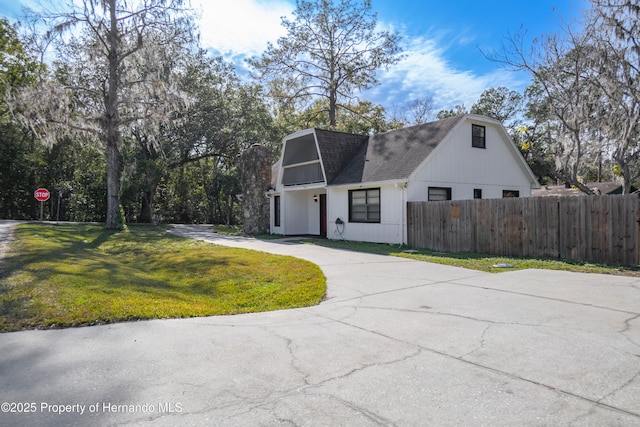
[{"xmin": 1, "ymin": 223, "xmax": 639, "ymax": 426}]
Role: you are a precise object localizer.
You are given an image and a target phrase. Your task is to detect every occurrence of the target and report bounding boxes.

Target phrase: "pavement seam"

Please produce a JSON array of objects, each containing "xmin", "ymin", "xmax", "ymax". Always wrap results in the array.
[
  {"xmin": 270, "ymin": 348, "xmax": 423, "ymax": 426},
  {"xmin": 597, "ymin": 370, "xmax": 640, "ymax": 406},
  {"xmin": 322, "ymin": 274, "xmax": 640, "ymax": 318},
  {"xmin": 303, "ymin": 309, "xmax": 640, "ymax": 421},
  {"xmin": 445, "ymin": 280, "xmax": 640, "ymax": 316},
  {"xmin": 349, "ymin": 304, "xmax": 640, "ymax": 357},
  {"xmin": 175, "ymin": 346, "xmax": 421, "ymax": 426},
  {"xmin": 300, "ymin": 392, "xmax": 398, "ymax": 426},
  {"xmin": 321, "ymin": 276, "xmax": 486, "ymax": 306},
  {"xmin": 348, "ymin": 304, "xmax": 543, "ymax": 328}
]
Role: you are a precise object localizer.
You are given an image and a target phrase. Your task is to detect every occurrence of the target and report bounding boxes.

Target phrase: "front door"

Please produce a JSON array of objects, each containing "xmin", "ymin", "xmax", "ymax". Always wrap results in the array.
[{"xmin": 319, "ymin": 194, "xmax": 327, "ymax": 238}]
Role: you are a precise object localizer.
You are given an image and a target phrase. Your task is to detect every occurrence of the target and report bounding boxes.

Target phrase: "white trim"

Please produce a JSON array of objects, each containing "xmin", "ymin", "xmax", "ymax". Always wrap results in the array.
[
  {"xmin": 328, "ymin": 179, "xmax": 408, "ymax": 189},
  {"xmin": 282, "ymin": 159, "xmax": 322, "ymax": 169},
  {"xmin": 281, "ymin": 182, "xmax": 326, "ymax": 191},
  {"xmin": 283, "ymin": 128, "xmax": 315, "ymax": 140}
]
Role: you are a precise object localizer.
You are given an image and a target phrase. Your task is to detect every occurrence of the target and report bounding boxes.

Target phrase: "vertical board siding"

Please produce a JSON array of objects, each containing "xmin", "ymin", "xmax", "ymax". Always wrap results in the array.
[{"xmin": 407, "ymin": 195, "xmax": 639, "ymax": 266}]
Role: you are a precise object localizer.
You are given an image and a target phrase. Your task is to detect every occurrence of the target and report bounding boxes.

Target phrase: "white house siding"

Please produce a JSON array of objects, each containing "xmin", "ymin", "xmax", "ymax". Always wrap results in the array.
[
  {"xmin": 408, "ymin": 119, "xmax": 532, "ymax": 201},
  {"xmin": 279, "ymin": 189, "xmax": 322, "ymax": 235},
  {"xmin": 326, "ymin": 184, "xmax": 404, "ymax": 244}
]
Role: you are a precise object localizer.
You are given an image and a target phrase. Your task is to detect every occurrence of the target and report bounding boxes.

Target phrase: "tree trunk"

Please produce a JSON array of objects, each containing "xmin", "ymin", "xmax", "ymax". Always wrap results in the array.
[
  {"xmin": 139, "ymin": 189, "xmax": 154, "ymax": 223},
  {"xmin": 104, "ymin": 138, "xmax": 121, "ymax": 229},
  {"xmin": 104, "ymin": 0, "xmax": 122, "ymax": 229},
  {"xmin": 621, "ymin": 164, "xmax": 632, "ymax": 195},
  {"xmin": 329, "ymin": 87, "xmax": 337, "ymax": 128},
  {"xmin": 138, "ymin": 164, "xmax": 159, "ymax": 223}
]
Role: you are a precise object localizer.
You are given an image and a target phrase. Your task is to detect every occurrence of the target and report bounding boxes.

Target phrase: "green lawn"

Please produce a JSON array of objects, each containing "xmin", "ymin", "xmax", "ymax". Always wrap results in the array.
[
  {"xmin": 302, "ymin": 238, "xmax": 639, "ymax": 275},
  {"xmin": 0, "ymin": 224, "xmax": 325, "ymax": 332}
]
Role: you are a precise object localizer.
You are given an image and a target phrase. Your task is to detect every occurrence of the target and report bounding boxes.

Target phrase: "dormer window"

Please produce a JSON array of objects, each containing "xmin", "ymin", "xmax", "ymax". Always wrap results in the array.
[{"xmin": 472, "ymin": 124, "xmax": 486, "ymax": 148}]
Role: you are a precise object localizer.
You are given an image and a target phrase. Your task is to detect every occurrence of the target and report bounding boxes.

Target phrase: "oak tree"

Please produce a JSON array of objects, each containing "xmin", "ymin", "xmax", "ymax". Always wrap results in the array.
[{"xmin": 15, "ymin": 0, "xmax": 196, "ymax": 228}]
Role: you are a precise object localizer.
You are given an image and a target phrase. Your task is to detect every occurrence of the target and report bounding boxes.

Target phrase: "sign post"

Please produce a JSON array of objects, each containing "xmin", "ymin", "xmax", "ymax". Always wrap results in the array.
[{"xmin": 34, "ymin": 188, "xmax": 50, "ymax": 222}]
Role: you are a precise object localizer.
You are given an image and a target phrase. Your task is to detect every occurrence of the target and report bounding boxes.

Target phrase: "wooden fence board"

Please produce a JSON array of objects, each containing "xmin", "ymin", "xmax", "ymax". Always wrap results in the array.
[
  {"xmin": 474, "ymin": 200, "xmax": 489, "ymax": 255},
  {"xmin": 406, "ymin": 195, "xmax": 639, "ymax": 266},
  {"xmin": 630, "ymin": 197, "xmax": 639, "ymax": 265},
  {"xmin": 611, "ymin": 196, "xmax": 631, "ymax": 265}
]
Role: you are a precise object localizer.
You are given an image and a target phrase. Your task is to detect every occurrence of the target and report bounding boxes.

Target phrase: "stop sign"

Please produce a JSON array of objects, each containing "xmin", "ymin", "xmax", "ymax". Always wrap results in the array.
[{"xmin": 34, "ymin": 188, "xmax": 50, "ymax": 202}]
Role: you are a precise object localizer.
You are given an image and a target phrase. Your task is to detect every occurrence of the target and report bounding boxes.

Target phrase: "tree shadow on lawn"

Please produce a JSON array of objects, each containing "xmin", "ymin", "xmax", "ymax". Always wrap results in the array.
[{"xmin": 0, "ymin": 224, "xmax": 243, "ymax": 329}]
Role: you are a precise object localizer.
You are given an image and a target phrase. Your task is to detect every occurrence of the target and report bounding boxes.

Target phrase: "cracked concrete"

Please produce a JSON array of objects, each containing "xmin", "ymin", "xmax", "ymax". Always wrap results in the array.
[{"xmin": 1, "ymin": 223, "xmax": 640, "ymax": 425}]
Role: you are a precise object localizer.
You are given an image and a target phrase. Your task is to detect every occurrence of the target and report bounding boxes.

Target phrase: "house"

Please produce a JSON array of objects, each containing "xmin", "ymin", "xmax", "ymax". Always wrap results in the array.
[
  {"xmin": 267, "ymin": 114, "xmax": 540, "ymax": 244},
  {"xmin": 532, "ymin": 182, "xmax": 637, "ymax": 197}
]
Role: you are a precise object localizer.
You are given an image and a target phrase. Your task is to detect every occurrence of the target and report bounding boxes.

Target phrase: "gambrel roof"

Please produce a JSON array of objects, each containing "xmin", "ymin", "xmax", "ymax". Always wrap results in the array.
[{"xmin": 274, "ymin": 114, "xmax": 537, "ymax": 189}]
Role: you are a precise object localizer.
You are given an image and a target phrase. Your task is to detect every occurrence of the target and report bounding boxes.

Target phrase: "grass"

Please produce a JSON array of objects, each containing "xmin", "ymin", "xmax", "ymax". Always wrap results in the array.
[
  {"xmin": 213, "ymin": 224, "xmax": 284, "ymax": 240},
  {"xmin": 0, "ymin": 223, "xmax": 325, "ymax": 332},
  {"xmin": 212, "ymin": 224, "xmax": 242, "ymax": 235},
  {"xmin": 301, "ymin": 238, "xmax": 640, "ymax": 276}
]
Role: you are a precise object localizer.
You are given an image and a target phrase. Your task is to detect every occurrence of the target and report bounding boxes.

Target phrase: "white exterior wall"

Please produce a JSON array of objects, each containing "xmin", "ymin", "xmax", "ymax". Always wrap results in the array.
[
  {"xmin": 408, "ymin": 119, "xmax": 533, "ymax": 202},
  {"xmin": 280, "ymin": 190, "xmax": 321, "ymax": 235},
  {"xmin": 269, "ymin": 187, "xmax": 325, "ymax": 236},
  {"xmin": 326, "ymin": 183, "xmax": 405, "ymax": 244},
  {"xmin": 283, "ymin": 192, "xmax": 307, "ymax": 235}
]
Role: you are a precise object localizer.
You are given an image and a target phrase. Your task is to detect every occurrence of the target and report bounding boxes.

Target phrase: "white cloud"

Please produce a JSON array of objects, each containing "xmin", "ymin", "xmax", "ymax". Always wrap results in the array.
[
  {"xmin": 196, "ymin": 0, "xmax": 293, "ymax": 59},
  {"xmin": 190, "ymin": 1, "xmax": 528, "ymax": 115},
  {"xmin": 366, "ymin": 35, "xmax": 527, "ymax": 112}
]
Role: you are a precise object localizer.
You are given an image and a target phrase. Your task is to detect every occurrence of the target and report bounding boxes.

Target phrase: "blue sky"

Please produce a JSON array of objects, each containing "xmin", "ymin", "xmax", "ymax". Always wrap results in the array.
[{"xmin": 0, "ymin": 0, "xmax": 588, "ymax": 115}]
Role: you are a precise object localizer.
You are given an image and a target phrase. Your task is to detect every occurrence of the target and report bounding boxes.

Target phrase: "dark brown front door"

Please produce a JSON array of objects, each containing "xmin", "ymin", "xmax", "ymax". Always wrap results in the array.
[{"xmin": 320, "ymin": 194, "xmax": 327, "ymax": 238}]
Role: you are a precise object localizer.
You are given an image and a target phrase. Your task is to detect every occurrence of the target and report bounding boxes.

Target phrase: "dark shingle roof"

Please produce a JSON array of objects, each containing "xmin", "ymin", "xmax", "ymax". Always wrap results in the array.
[
  {"xmin": 314, "ymin": 128, "xmax": 369, "ymax": 184},
  {"xmin": 272, "ymin": 115, "xmax": 467, "ymax": 188},
  {"xmin": 330, "ymin": 115, "xmax": 465, "ymax": 185}
]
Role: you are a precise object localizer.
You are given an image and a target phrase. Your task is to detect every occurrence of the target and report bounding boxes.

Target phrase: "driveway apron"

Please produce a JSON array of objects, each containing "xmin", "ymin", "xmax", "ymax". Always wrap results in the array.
[{"xmin": 0, "ymin": 223, "xmax": 639, "ymax": 426}]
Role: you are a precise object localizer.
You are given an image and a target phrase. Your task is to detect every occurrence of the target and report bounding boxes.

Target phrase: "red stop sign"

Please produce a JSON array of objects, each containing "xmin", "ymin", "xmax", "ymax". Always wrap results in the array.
[{"xmin": 34, "ymin": 188, "xmax": 50, "ymax": 202}]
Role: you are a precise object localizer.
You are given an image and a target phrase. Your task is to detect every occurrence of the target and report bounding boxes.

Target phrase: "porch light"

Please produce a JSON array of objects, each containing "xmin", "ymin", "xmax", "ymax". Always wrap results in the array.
[{"xmin": 313, "ymin": 194, "xmax": 318, "ymax": 203}]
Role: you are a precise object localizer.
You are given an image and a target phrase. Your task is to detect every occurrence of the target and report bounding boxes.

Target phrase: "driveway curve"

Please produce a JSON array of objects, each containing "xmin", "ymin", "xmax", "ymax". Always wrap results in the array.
[{"xmin": 0, "ymin": 223, "xmax": 639, "ymax": 426}]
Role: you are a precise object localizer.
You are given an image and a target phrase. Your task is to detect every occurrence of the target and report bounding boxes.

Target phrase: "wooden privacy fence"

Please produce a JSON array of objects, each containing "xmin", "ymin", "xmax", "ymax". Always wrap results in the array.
[{"xmin": 407, "ymin": 195, "xmax": 640, "ymax": 266}]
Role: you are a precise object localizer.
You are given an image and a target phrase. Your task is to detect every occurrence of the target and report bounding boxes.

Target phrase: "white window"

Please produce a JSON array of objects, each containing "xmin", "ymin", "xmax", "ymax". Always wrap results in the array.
[
  {"xmin": 349, "ymin": 188, "xmax": 380, "ymax": 223},
  {"xmin": 428, "ymin": 187, "xmax": 452, "ymax": 201}
]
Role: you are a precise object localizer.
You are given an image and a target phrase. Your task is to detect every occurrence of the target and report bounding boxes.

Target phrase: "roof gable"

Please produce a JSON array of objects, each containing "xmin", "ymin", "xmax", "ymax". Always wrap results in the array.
[{"xmin": 330, "ymin": 115, "xmax": 464, "ymax": 185}]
